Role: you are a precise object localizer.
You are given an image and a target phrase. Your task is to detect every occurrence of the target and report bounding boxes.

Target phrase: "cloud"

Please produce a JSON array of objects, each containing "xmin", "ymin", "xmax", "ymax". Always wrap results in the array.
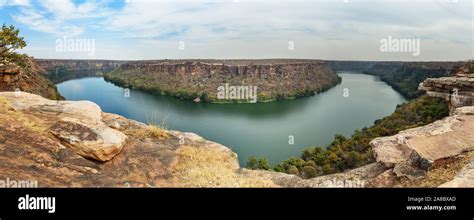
[
  {"xmin": 13, "ymin": 8, "xmax": 84, "ymax": 36},
  {"xmin": 11, "ymin": 0, "xmax": 113, "ymax": 36},
  {"xmin": 4, "ymin": 0, "xmax": 473, "ymax": 60},
  {"xmin": 0, "ymin": 0, "xmax": 30, "ymax": 7}
]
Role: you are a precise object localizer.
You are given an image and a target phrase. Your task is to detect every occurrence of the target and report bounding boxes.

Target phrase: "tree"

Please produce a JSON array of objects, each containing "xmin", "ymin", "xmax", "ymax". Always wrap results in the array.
[
  {"xmin": 246, "ymin": 156, "xmax": 259, "ymax": 169},
  {"xmin": 288, "ymin": 165, "xmax": 299, "ymax": 175},
  {"xmin": 302, "ymin": 166, "xmax": 317, "ymax": 178},
  {"xmin": 246, "ymin": 156, "xmax": 271, "ymax": 170},
  {"xmin": 0, "ymin": 24, "xmax": 27, "ymax": 65}
]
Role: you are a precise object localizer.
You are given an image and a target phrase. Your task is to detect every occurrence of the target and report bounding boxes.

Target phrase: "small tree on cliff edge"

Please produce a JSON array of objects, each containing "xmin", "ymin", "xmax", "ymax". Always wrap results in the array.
[{"xmin": 0, "ymin": 24, "xmax": 27, "ymax": 66}]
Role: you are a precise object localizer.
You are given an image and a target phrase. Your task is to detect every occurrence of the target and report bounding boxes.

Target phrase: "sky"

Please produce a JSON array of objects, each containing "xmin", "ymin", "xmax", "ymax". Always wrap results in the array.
[{"xmin": 0, "ymin": 0, "xmax": 472, "ymax": 61}]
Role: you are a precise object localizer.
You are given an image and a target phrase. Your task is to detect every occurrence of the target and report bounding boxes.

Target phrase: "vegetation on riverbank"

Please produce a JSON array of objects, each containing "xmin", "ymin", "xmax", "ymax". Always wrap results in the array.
[
  {"xmin": 247, "ymin": 95, "xmax": 449, "ymax": 178},
  {"xmin": 363, "ymin": 62, "xmax": 465, "ymax": 99},
  {"xmin": 103, "ymin": 61, "xmax": 341, "ymax": 103}
]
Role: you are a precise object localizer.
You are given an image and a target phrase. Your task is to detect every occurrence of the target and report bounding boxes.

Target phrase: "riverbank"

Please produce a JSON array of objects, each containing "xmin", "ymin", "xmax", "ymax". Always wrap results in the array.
[
  {"xmin": 57, "ymin": 73, "xmax": 406, "ymax": 166},
  {"xmin": 103, "ymin": 60, "xmax": 341, "ymax": 103}
]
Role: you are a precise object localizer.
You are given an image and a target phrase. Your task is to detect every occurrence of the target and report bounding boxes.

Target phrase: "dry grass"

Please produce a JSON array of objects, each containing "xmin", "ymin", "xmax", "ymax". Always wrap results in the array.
[
  {"xmin": 147, "ymin": 124, "xmax": 170, "ymax": 139},
  {"xmin": 397, "ymin": 151, "xmax": 474, "ymax": 187},
  {"xmin": 172, "ymin": 146, "xmax": 276, "ymax": 187},
  {"xmin": 0, "ymin": 96, "xmax": 46, "ymax": 133},
  {"xmin": 0, "ymin": 96, "xmax": 11, "ymax": 109}
]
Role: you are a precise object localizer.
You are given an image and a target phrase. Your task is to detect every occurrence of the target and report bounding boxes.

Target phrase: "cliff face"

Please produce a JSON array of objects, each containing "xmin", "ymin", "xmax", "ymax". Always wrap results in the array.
[
  {"xmin": 37, "ymin": 59, "xmax": 127, "ymax": 83},
  {"xmin": 0, "ymin": 57, "xmax": 62, "ymax": 100},
  {"xmin": 38, "ymin": 59, "xmax": 126, "ymax": 72},
  {"xmin": 104, "ymin": 60, "xmax": 341, "ymax": 103},
  {"xmin": 364, "ymin": 61, "xmax": 465, "ymax": 98},
  {"xmin": 327, "ymin": 60, "xmax": 376, "ymax": 72},
  {"xmin": 419, "ymin": 63, "xmax": 474, "ymax": 111}
]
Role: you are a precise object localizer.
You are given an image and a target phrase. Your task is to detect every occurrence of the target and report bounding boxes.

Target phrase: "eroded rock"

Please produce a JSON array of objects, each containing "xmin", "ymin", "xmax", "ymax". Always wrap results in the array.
[
  {"xmin": 49, "ymin": 119, "xmax": 127, "ymax": 162},
  {"xmin": 370, "ymin": 106, "xmax": 474, "ymax": 183},
  {"xmin": 419, "ymin": 64, "xmax": 474, "ymax": 111}
]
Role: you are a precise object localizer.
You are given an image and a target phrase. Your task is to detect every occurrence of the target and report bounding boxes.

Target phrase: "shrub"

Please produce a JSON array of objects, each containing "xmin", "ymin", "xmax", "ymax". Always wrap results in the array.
[{"xmin": 274, "ymin": 96, "xmax": 449, "ymax": 178}]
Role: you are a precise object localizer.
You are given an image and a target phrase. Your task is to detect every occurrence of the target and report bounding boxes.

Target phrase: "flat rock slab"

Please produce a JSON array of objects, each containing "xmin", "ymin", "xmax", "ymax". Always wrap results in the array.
[
  {"xmin": 0, "ymin": 92, "xmax": 126, "ymax": 162},
  {"xmin": 49, "ymin": 119, "xmax": 127, "ymax": 162},
  {"xmin": 371, "ymin": 106, "xmax": 474, "ymax": 170},
  {"xmin": 406, "ymin": 116, "xmax": 474, "ymax": 163}
]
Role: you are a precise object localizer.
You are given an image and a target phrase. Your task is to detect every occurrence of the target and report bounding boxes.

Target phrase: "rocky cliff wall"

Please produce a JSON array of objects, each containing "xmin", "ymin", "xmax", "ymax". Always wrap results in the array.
[
  {"xmin": 327, "ymin": 60, "xmax": 376, "ymax": 72},
  {"xmin": 37, "ymin": 59, "xmax": 126, "ymax": 72},
  {"xmin": 0, "ymin": 57, "xmax": 62, "ymax": 100},
  {"xmin": 37, "ymin": 59, "xmax": 127, "ymax": 83},
  {"xmin": 419, "ymin": 63, "xmax": 474, "ymax": 111},
  {"xmin": 364, "ymin": 61, "xmax": 465, "ymax": 98},
  {"xmin": 104, "ymin": 60, "xmax": 341, "ymax": 103}
]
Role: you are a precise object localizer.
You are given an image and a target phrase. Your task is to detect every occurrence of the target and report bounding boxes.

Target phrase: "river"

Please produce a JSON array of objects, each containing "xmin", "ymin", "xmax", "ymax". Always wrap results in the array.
[{"xmin": 56, "ymin": 72, "xmax": 407, "ymax": 166}]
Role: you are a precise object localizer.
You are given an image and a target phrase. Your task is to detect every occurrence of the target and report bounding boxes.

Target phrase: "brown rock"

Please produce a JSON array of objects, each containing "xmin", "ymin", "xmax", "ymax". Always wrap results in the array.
[{"xmin": 371, "ymin": 106, "xmax": 474, "ymax": 179}]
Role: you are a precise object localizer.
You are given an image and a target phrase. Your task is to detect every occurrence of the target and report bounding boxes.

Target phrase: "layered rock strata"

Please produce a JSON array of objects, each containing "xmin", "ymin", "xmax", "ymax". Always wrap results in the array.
[
  {"xmin": 103, "ymin": 59, "xmax": 341, "ymax": 103},
  {"xmin": 0, "ymin": 57, "xmax": 63, "ymax": 100},
  {"xmin": 419, "ymin": 64, "xmax": 474, "ymax": 111}
]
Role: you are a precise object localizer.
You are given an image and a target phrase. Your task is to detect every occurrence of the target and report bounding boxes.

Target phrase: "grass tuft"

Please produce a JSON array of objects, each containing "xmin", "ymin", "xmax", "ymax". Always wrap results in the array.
[
  {"xmin": 173, "ymin": 146, "xmax": 276, "ymax": 187},
  {"xmin": 147, "ymin": 124, "xmax": 170, "ymax": 139}
]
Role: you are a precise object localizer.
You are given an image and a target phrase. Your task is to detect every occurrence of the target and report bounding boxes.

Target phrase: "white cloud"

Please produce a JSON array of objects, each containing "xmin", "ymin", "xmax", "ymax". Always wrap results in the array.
[
  {"xmin": 0, "ymin": 0, "xmax": 30, "ymax": 7},
  {"xmin": 7, "ymin": 0, "xmax": 474, "ymax": 60},
  {"xmin": 12, "ymin": 0, "xmax": 113, "ymax": 36},
  {"xmin": 13, "ymin": 8, "xmax": 84, "ymax": 36}
]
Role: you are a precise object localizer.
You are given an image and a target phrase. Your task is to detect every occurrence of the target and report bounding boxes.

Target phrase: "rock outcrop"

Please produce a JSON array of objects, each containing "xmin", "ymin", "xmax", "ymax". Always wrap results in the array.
[
  {"xmin": 0, "ymin": 92, "xmax": 308, "ymax": 187},
  {"xmin": 371, "ymin": 106, "xmax": 474, "ymax": 180},
  {"xmin": 0, "ymin": 57, "xmax": 63, "ymax": 100},
  {"xmin": 37, "ymin": 59, "xmax": 126, "ymax": 72},
  {"xmin": 1, "ymin": 91, "xmax": 473, "ymax": 187},
  {"xmin": 363, "ymin": 61, "xmax": 465, "ymax": 98},
  {"xmin": 419, "ymin": 63, "xmax": 474, "ymax": 111},
  {"xmin": 103, "ymin": 59, "xmax": 341, "ymax": 103},
  {"xmin": 37, "ymin": 59, "xmax": 127, "ymax": 83},
  {"xmin": 1, "ymin": 91, "xmax": 368, "ymax": 187}
]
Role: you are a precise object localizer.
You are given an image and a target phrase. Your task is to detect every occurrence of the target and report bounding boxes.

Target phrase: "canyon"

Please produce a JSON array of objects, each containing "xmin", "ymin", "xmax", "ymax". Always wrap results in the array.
[
  {"xmin": 37, "ymin": 59, "xmax": 127, "ymax": 84},
  {"xmin": 0, "ymin": 57, "xmax": 473, "ymax": 187},
  {"xmin": 1, "ymin": 90, "xmax": 471, "ymax": 187},
  {"xmin": 363, "ymin": 61, "xmax": 465, "ymax": 98}
]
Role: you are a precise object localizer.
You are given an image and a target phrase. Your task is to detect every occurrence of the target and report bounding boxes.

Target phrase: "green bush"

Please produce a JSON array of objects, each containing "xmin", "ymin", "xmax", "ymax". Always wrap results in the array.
[
  {"xmin": 246, "ymin": 156, "xmax": 271, "ymax": 170},
  {"xmin": 274, "ymin": 95, "xmax": 449, "ymax": 178}
]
